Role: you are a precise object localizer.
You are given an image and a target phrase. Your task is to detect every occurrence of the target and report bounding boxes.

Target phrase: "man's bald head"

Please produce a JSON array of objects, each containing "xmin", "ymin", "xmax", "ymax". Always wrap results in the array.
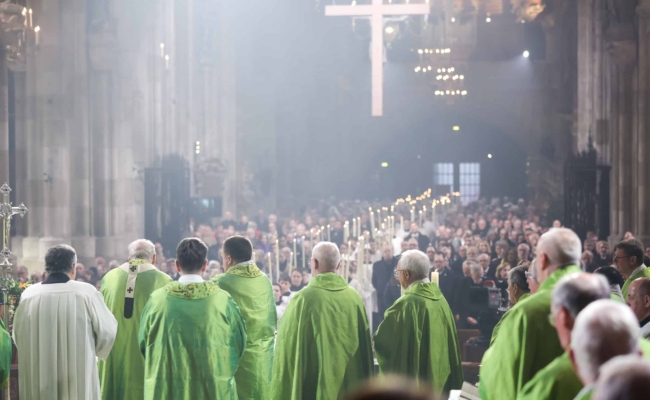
[
  {"xmin": 570, "ymin": 300, "xmax": 640, "ymax": 385},
  {"xmin": 627, "ymin": 277, "xmax": 650, "ymax": 323},
  {"xmin": 592, "ymin": 356, "xmax": 650, "ymax": 400},
  {"xmin": 311, "ymin": 242, "xmax": 341, "ymax": 275}
]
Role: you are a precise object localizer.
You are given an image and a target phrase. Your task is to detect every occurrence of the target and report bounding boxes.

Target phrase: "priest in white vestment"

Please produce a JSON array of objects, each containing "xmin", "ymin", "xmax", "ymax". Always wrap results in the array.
[{"xmin": 13, "ymin": 244, "xmax": 118, "ymax": 400}]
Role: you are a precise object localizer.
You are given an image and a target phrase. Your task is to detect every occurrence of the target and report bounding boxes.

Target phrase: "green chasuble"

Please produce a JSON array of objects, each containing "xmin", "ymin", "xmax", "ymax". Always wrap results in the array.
[
  {"xmin": 622, "ymin": 266, "xmax": 650, "ymax": 300},
  {"xmin": 139, "ymin": 281, "xmax": 247, "ymax": 400},
  {"xmin": 98, "ymin": 260, "xmax": 171, "ymax": 400},
  {"xmin": 490, "ymin": 292, "xmax": 533, "ymax": 346},
  {"xmin": 272, "ymin": 272, "xmax": 374, "ymax": 400},
  {"xmin": 374, "ymin": 281, "xmax": 463, "ymax": 397},
  {"xmin": 479, "ymin": 265, "xmax": 582, "ymax": 400},
  {"xmin": 0, "ymin": 318, "xmax": 11, "ymax": 390},
  {"xmin": 213, "ymin": 261, "xmax": 276, "ymax": 400},
  {"xmin": 516, "ymin": 352, "xmax": 583, "ymax": 400}
]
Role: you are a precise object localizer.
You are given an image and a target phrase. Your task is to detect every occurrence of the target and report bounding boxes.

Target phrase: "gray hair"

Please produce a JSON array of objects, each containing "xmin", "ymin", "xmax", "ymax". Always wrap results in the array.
[
  {"xmin": 312, "ymin": 242, "xmax": 341, "ymax": 271},
  {"xmin": 108, "ymin": 260, "xmax": 120, "ymax": 269},
  {"xmin": 592, "ymin": 356, "xmax": 650, "ymax": 400},
  {"xmin": 399, "ymin": 250, "xmax": 430, "ymax": 280},
  {"xmin": 571, "ymin": 300, "xmax": 640, "ymax": 384},
  {"xmin": 537, "ymin": 228, "xmax": 582, "ymax": 267},
  {"xmin": 552, "ymin": 273, "xmax": 609, "ymax": 319},
  {"xmin": 469, "ymin": 261, "xmax": 483, "ymax": 275},
  {"xmin": 508, "ymin": 265, "xmax": 529, "ymax": 292},
  {"xmin": 518, "ymin": 243, "xmax": 530, "ymax": 252},
  {"xmin": 208, "ymin": 260, "xmax": 221, "ymax": 270},
  {"xmin": 128, "ymin": 239, "xmax": 156, "ymax": 262}
]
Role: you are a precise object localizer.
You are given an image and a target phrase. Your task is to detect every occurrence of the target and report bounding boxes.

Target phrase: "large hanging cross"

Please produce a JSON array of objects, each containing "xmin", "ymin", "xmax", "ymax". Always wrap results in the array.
[{"xmin": 325, "ymin": 0, "xmax": 430, "ymax": 116}]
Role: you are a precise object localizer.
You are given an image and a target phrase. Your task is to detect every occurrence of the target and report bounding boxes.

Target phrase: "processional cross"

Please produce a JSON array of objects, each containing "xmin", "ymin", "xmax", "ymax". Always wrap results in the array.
[
  {"xmin": 325, "ymin": 0, "xmax": 430, "ymax": 116},
  {"xmin": 0, "ymin": 183, "xmax": 27, "ymax": 320}
]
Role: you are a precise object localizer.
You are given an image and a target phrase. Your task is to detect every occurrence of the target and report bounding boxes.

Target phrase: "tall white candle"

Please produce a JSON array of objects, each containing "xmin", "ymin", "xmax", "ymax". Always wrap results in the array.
[
  {"xmin": 289, "ymin": 252, "xmax": 294, "ymax": 274},
  {"xmin": 410, "ymin": 208, "xmax": 415, "ymax": 223},
  {"xmin": 370, "ymin": 212, "xmax": 375, "ymax": 238},
  {"xmin": 327, "ymin": 225, "xmax": 331, "ymax": 241},
  {"xmin": 29, "ymin": 9, "xmax": 32, "ymax": 28},
  {"xmin": 302, "ymin": 236, "xmax": 306, "ymax": 269},
  {"xmin": 160, "ymin": 43, "xmax": 165, "ymax": 58},
  {"xmin": 275, "ymin": 240, "xmax": 280, "ymax": 271},
  {"xmin": 268, "ymin": 253, "xmax": 273, "ymax": 282},
  {"xmin": 344, "ymin": 221, "xmax": 349, "ymax": 242}
]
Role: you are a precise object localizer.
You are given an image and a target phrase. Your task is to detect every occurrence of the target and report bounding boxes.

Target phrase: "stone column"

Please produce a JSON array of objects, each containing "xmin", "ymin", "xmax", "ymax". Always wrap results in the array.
[
  {"xmin": 65, "ymin": 0, "xmax": 95, "ymax": 264},
  {"xmin": 12, "ymin": 71, "xmax": 27, "ymax": 257},
  {"xmin": 636, "ymin": 0, "xmax": 650, "ymax": 239},
  {"xmin": 30, "ymin": 0, "xmax": 68, "ymax": 265},
  {"xmin": 576, "ymin": 0, "xmax": 594, "ymax": 153}
]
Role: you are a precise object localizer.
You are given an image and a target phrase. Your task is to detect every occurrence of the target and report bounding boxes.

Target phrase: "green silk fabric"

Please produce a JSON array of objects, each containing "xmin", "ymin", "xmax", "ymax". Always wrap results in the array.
[
  {"xmin": 98, "ymin": 267, "xmax": 171, "ymax": 400},
  {"xmin": 622, "ymin": 266, "xmax": 650, "ymax": 300},
  {"xmin": 374, "ymin": 281, "xmax": 463, "ymax": 397},
  {"xmin": 516, "ymin": 352, "xmax": 583, "ymax": 400},
  {"xmin": 0, "ymin": 318, "xmax": 10, "ymax": 390},
  {"xmin": 138, "ymin": 281, "xmax": 246, "ymax": 400},
  {"xmin": 479, "ymin": 265, "xmax": 582, "ymax": 400},
  {"xmin": 271, "ymin": 272, "xmax": 373, "ymax": 400},
  {"xmin": 214, "ymin": 262, "xmax": 276, "ymax": 400}
]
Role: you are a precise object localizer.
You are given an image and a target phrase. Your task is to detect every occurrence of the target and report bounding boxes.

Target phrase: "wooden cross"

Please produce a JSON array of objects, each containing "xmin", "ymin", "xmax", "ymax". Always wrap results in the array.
[{"xmin": 325, "ymin": 0, "xmax": 430, "ymax": 116}]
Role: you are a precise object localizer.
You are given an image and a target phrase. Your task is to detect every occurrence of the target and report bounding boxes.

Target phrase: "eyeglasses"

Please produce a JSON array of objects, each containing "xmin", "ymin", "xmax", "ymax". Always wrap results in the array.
[
  {"xmin": 613, "ymin": 255, "xmax": 631, "ymax": 262},
  {"xmin": 394, "ymin": 269, "xmax": 405, "ymax": 277}
]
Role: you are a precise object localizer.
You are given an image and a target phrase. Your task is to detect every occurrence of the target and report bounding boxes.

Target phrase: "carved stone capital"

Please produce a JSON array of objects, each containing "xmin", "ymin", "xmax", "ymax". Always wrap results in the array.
[
  {"xmin": 605, "ymin": 23, "xmax": 637, "ymax": 68},
  {"xmin": 88, "ymin": 18, "xmax": 117, "ymax": 71},
  {"xmin": 0, "ymin": 3, "xmax": 27, "ymax": 71},
  {"xmin": 637, "ymin": 0, "xmax": 650, "ymax": 20}
]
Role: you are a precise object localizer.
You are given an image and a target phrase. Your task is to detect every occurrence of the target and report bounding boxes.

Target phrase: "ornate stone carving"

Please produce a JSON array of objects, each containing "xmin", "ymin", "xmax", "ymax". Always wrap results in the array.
[
  {"xmin": 604, "ymin": 23, "xmax": 637, "ymax": 68},
  {"xmin": 0, "ymin": 3, "xmax": 27, "ymax": 71},
  {"xmin": 511, "ymin": 0, "xmax": 546, "ymax": 22},
  {"xmin": 637, "ymin": 0, "xmax": 650, "ymax": 20}
]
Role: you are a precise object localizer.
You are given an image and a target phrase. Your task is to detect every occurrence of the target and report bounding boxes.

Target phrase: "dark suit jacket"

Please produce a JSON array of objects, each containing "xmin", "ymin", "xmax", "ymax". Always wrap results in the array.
[
  {"xmin": 433, "ymin": 267, "xmax": 458, "ymax": 313},
  {"xmin": 404, "ymin": 233, "xmax": 431, "ymax": 252},
  {"xmin": 373, "ymin": 257, "xmax": 398, "ymax": 316}
]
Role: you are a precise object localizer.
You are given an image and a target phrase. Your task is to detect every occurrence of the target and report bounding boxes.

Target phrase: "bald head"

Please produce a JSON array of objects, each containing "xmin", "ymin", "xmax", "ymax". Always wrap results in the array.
[
  {"xmin": 552, "ymin": 273, "xmax": 609, "ymax": 320},
  {"xmin": 312, "ymin": 242, "xmax": 341, "ymax": 275},
  {"xmin": 571, "ymin": 300, "xmax": 640, "ymax": 385},
  {"xmin": 592, "ymin": 356, "xmax": 650, "ymax": 400},
  {"xmin": 627, "ymin": 277, "xmax": 650, "ymax": 323}
]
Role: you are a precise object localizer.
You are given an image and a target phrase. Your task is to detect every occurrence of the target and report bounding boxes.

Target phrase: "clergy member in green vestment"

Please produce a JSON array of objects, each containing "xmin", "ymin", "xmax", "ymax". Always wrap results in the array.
[
  {"xmin": 98, "ymin": 239, "xmax": 171, "ymax": 400},
  {"xmin": 0, "ymin": 318, "xmax": 11, "ymax": 390},
  {"xmin": 613, "ymin": 239, "xmax": 650, "ymax": 299},
  {"xmin": 272, "ymin": 241, "xmax": 374, "ymax": 400},
  {"xmin": 214, "ymin": 235, "xmax": 276, "ymax": 400},
  {"xmin": 479, "ymin": 228, "xmax": 583, "ymax": 400},
  {"xmin": 490, "ymin": 264, "xmax": 533, "ymax": 346},
  {"xmin": 374, "ymin": 249, "xmax": 463, "ymax": 397},
  {"xmin": 569, "ymin": 301, "xmax": 642, "ymax": 400},
  {"xmin": 139, "ymin": 238, "xmax": 247, "ymax": 400},
  {"xmin": 517, "ymin": 273, "xmax": 610, "ymax": 400}
]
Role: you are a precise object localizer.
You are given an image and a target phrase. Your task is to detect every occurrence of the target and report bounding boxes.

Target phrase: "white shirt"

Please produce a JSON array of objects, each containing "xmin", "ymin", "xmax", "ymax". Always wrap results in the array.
[
  {"xmin": 178, "ymin": 274, "xmax": 204, "ymax": 284},
  {"xmin": 409, "ymin": 278, "xmax": 431, "ymax": 288},
  {"xmin": 13, "ymin": 279, "xmax": 118, "ymax": 400}
]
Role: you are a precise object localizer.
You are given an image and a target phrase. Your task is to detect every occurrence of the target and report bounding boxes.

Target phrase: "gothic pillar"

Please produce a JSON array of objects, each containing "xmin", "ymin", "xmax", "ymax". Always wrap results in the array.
[
  {"xmin": 65, "ymin": 0, "xmax": 95, "ymax": 264},
  {"xmin": 576, "ymin": 0, "xmax": 594, "ymax": 152},
  {"xmin": 636, "ymin": 0, "xmax": 650, "ymax": 239}
]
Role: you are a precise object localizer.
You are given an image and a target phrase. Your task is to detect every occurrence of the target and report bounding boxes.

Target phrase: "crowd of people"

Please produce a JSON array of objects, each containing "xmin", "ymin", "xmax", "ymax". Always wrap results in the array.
[{"xmin": 8, "ymin": 195, "xmax": 650, "ymax": 399}]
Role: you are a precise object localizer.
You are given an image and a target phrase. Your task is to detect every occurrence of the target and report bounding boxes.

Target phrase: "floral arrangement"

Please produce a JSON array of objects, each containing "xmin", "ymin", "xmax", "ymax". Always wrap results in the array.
[{"xmin": 2, "ymin": 277, "xmax": 33, "ymax": 329}]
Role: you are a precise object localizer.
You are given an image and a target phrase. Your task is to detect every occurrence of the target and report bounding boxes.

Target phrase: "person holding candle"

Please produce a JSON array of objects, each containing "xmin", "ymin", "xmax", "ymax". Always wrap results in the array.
[
  {"xmin": 428, "ymin": 249, "xmax": 458, "ymax": 313},
  {"xmin": 374, "ymin": 249, "xmax": 463, "ymax": 397},
  {"xmin": 404, "ymin": 222, "xmax": 431, "ymax": 252}
]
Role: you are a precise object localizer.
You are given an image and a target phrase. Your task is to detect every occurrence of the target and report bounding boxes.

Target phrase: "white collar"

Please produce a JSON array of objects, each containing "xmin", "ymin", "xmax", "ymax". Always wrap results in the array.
[
  {"xmin": 630, "ymin": 265, "xmax": 648, "ymax": 279},
  {"xmin": 178, "ymin": 274, "xmax": 204, "ymax": 284},
  {"xmin": 409, "ymin": 278, "xmax": 430, "ymax": 288}
]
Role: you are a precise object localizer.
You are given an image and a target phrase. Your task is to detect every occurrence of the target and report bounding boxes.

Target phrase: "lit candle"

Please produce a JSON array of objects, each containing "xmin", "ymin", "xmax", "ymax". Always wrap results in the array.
[
  {"xmin": 410, "ymin": 208, "xmax": 415, "ymax": 223},
  {"xmin": 344, "ymin": 221, "xmax": 349, "ymax": 242},
  {"xmin": 352, "ymin": 219, "xmax": 357, "ymax": 239},
  {"xmin": 377, "ymin": 209, "xmax": 382, "ymax": 227},
  {"xmin": 22, "ymin": 8, "xmax": 26, "ymax": 27},
  {"xmin": 431, "ymin": 271, "xmax": 439, "ymax": 284},
  {"xmin": 293, "ymin": 239, "xmax": 297, "ymax": 271},
  {"xmin": 160, "ymin": 43, "xmax": 165, "ymax": 58},
  {"xmin": 34, "ymin": 26, "xmax": 40, "ymax": 46},
  {"xmin": 289, "ymin": 252, "xmax": 294, "ymax": 274},
  {"xmin": 327, "ymin": 224, "xmax": 331, "ymax": 241},
  {"xmin": 29, "ymin": 9, "xmax": 32, "ymax": 28},
  {"xmin": 165, "ymin": 55, "xmax": 170, "ymax": 70},
  {"xmin": 302, "ymin": 236, "xmax": 306, "ymax": 269},
  {"xmin": 370, "ymin": 212, "xmax": 375, "ymax": 238},
  {"xmin": 268, "ymin": 253, "xmax": 273, "ymax": 282},
  {"xmin": 400, "ymin": 215, "xmax": 404, "ymax": 231}
]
